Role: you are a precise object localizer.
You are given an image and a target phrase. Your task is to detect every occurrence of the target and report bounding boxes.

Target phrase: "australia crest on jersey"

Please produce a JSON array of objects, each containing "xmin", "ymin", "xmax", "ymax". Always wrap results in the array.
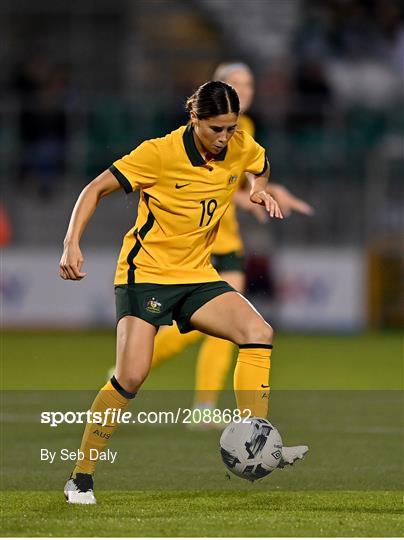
[{"xmin": 145, "ymin": 297, "xmax": 162, "ymax": 313}]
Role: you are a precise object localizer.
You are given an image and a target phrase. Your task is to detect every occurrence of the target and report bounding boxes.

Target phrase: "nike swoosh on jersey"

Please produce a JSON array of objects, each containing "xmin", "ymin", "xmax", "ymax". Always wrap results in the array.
[
  {"xmin": 260, "ymin": 384, "xmax": 270, "ymax": 388},
  {"xmin": 175, "ymin": 183, "xmax": 191, "ymax": 189}
]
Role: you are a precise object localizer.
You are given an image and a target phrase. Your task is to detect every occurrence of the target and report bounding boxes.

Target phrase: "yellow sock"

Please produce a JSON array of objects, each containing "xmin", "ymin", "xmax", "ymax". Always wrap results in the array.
[
  {"xmin": 72, "ymin": 377, "xmax": 136, "ymax": 476},
  {"xmin": 152, "ymin": 325, "xmax": 202, "ymax": 368},
  {"xmin": 233, "ymin": 344, "xmax": 272, "ymax": 418},
  {"xmin": 194, "ymin": 336, "xmax": 235, "ymax": 408}
]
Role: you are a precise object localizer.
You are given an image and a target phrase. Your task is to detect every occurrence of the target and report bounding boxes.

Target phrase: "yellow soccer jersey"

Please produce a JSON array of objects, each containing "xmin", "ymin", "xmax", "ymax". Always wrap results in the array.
[
  {"xmin": 212, "ymin": 114, "xmax": 257, "ymax": 255},
  {"xmin": 110, "ymin": 124, "xmax": 267, "ymax": 285}
]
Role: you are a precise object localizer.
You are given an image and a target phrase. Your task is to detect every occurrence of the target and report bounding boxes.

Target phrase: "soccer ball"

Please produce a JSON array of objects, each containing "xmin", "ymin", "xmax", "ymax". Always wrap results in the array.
[{"xmin": 220, "ymin": 417, "xmax": 283, "ymax": 481}]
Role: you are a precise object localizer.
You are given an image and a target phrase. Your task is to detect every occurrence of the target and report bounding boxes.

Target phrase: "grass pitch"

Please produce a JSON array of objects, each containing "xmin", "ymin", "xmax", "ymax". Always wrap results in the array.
[
  {"xmin": 1, "ymin": 331, "xmax": 403, "ymax": 537},
  {"xmin": 1, "ymin": 491, "xmax": 402, "ymax": 537}
]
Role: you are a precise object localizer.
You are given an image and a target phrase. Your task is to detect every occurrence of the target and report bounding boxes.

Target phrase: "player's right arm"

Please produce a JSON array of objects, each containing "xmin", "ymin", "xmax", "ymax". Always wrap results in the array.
[
  {"xmin": 60, "ymin": 140, "xmax": 159, "ymax": 280},
  {"xmin": 59, "ymin": 169, "xmax": 121, "ymax": 281}
]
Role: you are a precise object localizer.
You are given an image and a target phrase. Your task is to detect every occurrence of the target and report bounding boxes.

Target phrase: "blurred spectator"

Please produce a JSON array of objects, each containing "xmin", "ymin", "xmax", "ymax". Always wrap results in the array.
[
  {"xmin": 245, "ymin": 254, "xmax": 275, "ymax": 297},
  {"xmin": 12, "ymin": 56, "xmax": 70, "ymax": 200},
  {"xmin": 289, "ymin": 59, "xmax": 333, "ymax": 129},
  {"xmin": 256, "ymin": 60, "xmax": 292, "ymax": 125},
  {"xmin": 329, "ymin": 0, "xmax": 377, "ymax": 60},
  {"xmin": 0, "ymin": 203, "xmax": 12, "ymax": 247},
  {"xmin": 295, "ymin": 1, "xmax": 332, "ymax": 61},
  {"xmin": 295, "ymin": 0, "xmax": 404, "ymax": 109},
  {"xmin": 373, "ymin": 0, "xmax": 404, "ymax": 74}
]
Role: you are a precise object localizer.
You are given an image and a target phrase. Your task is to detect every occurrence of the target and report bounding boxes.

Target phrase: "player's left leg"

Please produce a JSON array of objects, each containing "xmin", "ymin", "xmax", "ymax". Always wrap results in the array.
[
  {"xmin": 189, "ymin": 290, "xmax": 273, "ymax": 418},
  {"xmin": 188, "ymin": 289, "xmax": 308, "ymax": 467}
]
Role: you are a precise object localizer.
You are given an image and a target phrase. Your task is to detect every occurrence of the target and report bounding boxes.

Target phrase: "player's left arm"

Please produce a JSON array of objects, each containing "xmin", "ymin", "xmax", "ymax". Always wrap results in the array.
[
  {"xmin": 243, "ymin": 134, "xmax": 282, "ymax": 219},
  {"xmin": 233, "ymin": 187, "xmax": 269, "ymax": 224},
  {"xmin": 247, "ymin": 168, "xmax": 283, "ymax": 219}
]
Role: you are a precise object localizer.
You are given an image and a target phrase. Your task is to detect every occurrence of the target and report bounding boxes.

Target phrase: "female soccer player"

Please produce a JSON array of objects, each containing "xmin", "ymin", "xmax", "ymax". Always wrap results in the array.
[
  {"xmin": 149, "ymin": 63, "xmax": 314, "ymax": 422},
  {"xmin": 60, "ymin": 81, "xmax": 308, "ymax": 504}
]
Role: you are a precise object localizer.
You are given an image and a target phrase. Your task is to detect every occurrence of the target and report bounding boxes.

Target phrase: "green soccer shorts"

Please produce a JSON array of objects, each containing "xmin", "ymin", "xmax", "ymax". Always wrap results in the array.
[{"xmin": 115, "ymin": 281, "xmax": 234, "ymax": 333}]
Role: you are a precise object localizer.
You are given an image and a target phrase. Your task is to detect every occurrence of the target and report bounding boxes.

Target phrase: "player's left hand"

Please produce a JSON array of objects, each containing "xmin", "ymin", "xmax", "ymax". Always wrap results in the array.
[{"xmin": 250, "ymin": 190, "xmax": 283, "ymax": 219}]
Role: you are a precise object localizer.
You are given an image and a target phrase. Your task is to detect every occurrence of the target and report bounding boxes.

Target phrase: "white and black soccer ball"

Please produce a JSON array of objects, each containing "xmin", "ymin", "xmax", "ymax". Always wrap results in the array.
[{"xmin": 220, "ymin": 417, "xmax": 283, "ymax": 481}]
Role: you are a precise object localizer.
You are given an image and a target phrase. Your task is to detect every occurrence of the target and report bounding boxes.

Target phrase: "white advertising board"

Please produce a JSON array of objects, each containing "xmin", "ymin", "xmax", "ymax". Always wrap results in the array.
[
  {"xmin": 272, "ymin": 248, "xmax": 366, "ymax": 330},
  {"xmin": 1, "ymin": 248, "xmax": 366, "ymax": 330},
  {"xmin": 1, "ymin": 248, "xmax": 116, "ymax": 328}
]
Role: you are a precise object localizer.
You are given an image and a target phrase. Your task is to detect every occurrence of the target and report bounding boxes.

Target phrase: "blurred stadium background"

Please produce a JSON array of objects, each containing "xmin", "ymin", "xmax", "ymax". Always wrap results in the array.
[
  {"xmin": 1, "ymin": 0, "xmax": 403, "ymax": 332},
  {"xmin": 1, "ymin": 4, "xmax": 403, "ymax": 536}
]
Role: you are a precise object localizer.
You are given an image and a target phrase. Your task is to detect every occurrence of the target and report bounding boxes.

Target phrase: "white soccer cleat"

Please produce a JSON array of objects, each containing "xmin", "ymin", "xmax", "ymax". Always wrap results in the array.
[
  {"xmin": 64, "ymin": 473, "xmax": 96, "ymax": 505},
  {"xmin": 278, "ymin": 445, "xmax": 309, "ymax": 468}
]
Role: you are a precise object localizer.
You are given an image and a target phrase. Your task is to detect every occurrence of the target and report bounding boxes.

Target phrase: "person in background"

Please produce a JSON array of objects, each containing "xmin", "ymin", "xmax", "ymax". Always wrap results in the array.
[{"xmin": 146, "ymin": 63, "xmax": 314, "ymax": 427}]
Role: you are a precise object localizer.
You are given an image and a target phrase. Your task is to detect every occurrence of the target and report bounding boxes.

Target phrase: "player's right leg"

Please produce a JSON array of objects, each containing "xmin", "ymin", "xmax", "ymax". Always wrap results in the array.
[
  {"xmin": 64, "ymin": 316, "xmax": 157, "ymax": 504},
  {"xmin": 107, "ymin": 320, "xmax": 202, "ymax": 380}
]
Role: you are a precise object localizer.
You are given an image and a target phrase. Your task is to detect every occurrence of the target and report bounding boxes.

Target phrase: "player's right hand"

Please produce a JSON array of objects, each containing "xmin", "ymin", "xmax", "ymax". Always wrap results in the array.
[{"xmin": 59, "ymin": 243, "xmax": 87, "ymax": 280}]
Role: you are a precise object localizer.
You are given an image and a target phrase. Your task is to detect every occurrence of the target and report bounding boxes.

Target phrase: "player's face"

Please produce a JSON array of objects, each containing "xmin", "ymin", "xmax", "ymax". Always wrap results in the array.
[
  {"xmin": 224, "ymin": 69, "xmax": 254, "ymax": 113},
  {"xmin": 192, "ymin": 112, "xmax": 239, "ymax": 155}
]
